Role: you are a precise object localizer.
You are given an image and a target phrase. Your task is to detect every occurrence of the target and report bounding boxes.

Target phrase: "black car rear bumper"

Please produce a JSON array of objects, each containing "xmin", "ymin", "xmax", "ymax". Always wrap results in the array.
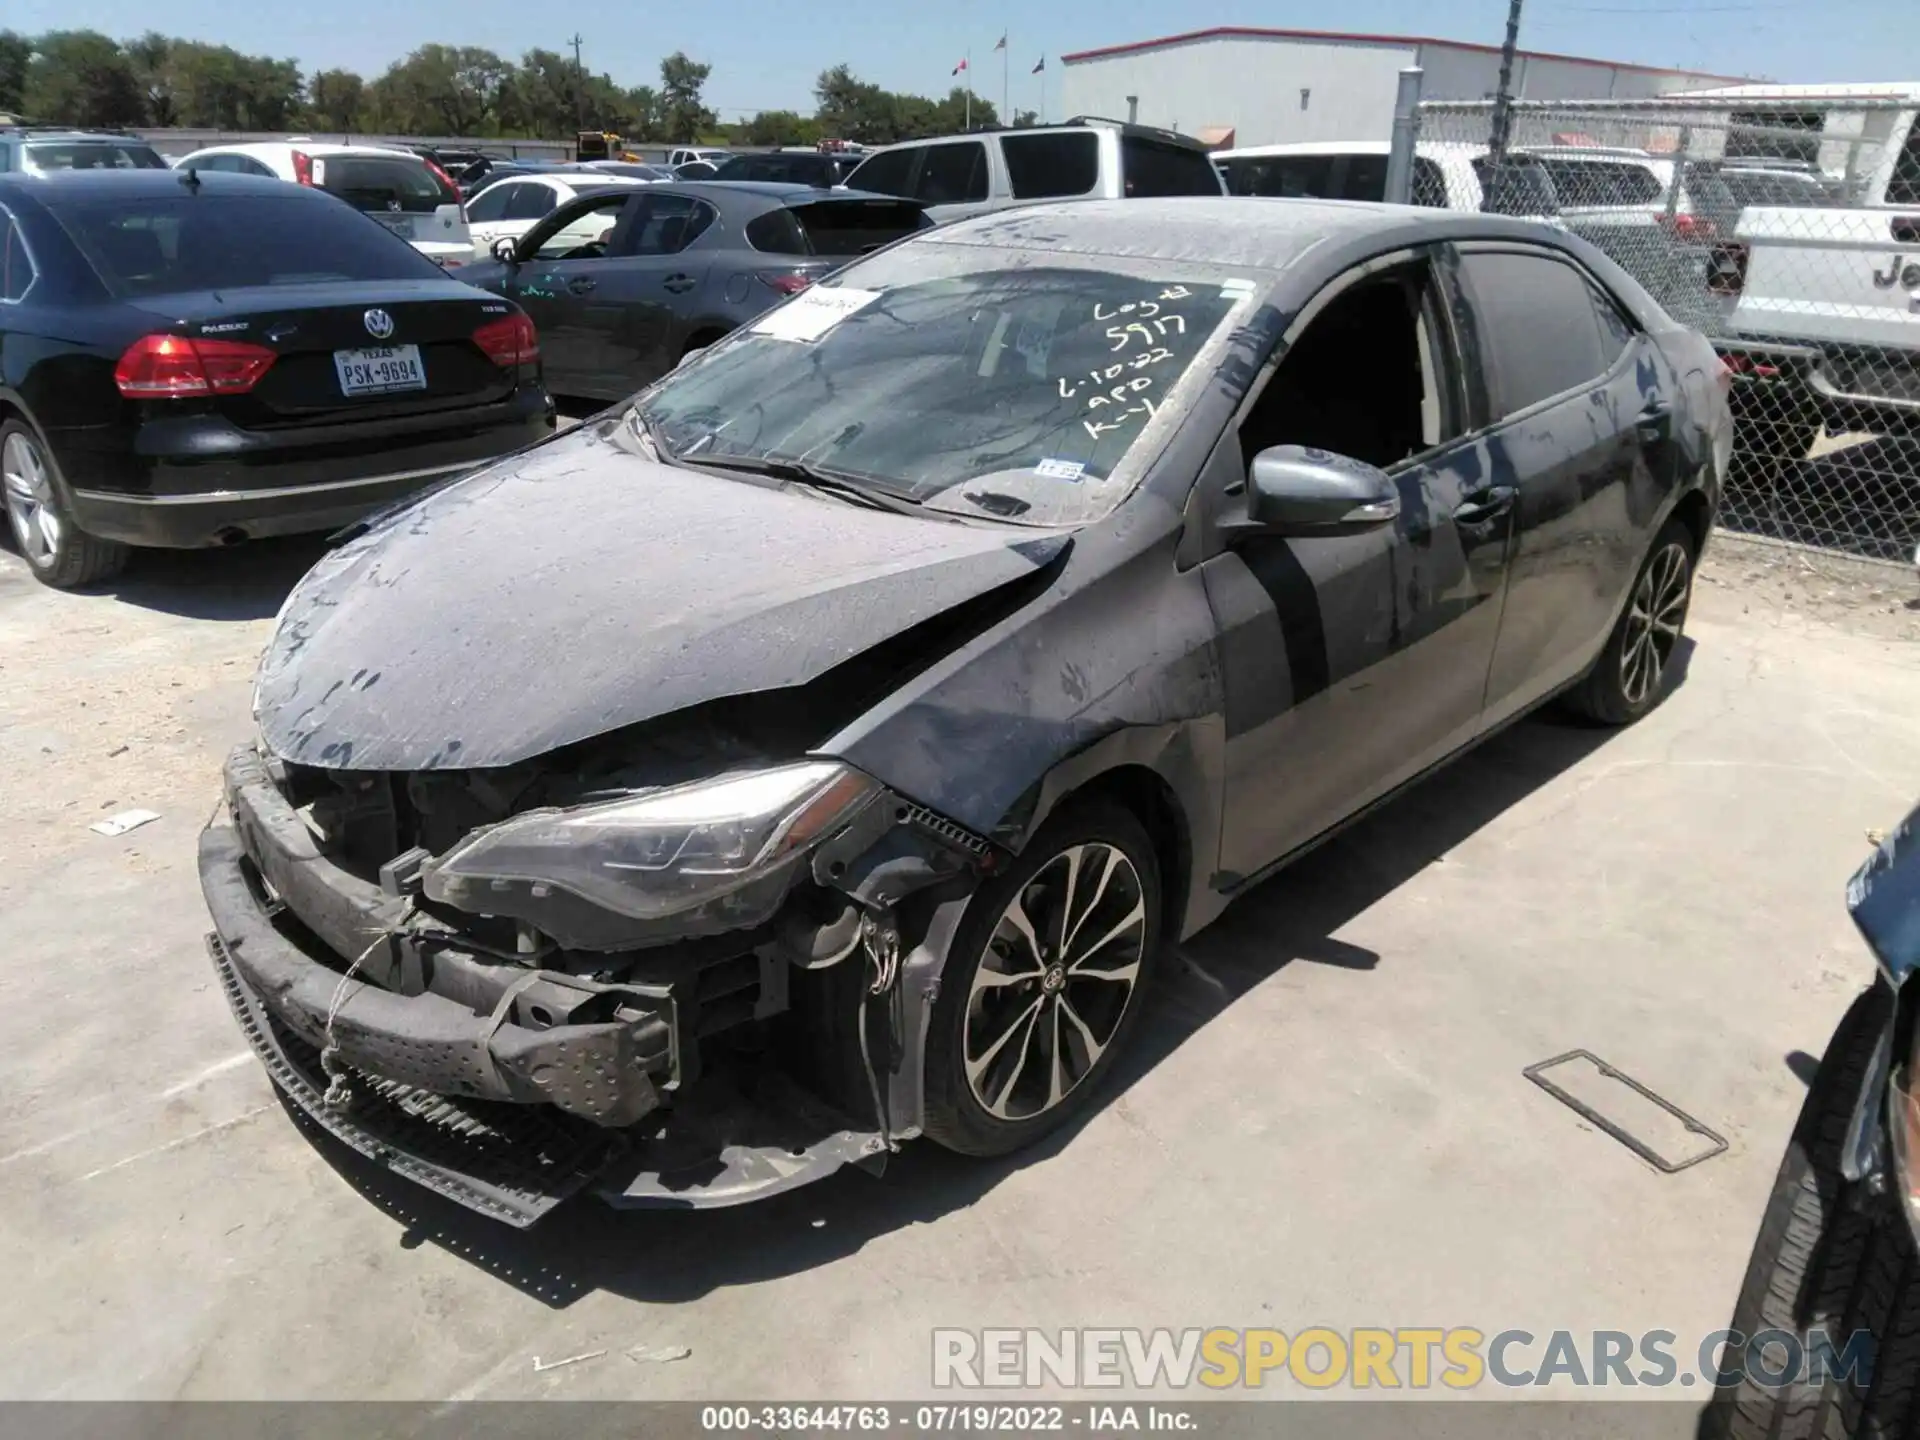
[{"xmin": 56, "ymin": 387, "xmax": 554, "ymax": 547}]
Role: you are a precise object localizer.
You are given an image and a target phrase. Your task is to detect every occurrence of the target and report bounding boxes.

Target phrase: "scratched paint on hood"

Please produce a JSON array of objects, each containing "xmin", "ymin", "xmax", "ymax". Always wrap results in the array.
[{"xmin": 254, "ymin": 422, "xmax": 1066, "ymax": 771}]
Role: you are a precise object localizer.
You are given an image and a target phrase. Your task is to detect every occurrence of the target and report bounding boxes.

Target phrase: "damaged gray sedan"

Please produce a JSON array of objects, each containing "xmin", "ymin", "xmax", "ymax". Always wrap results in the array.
[{"xmin": 201, "ymin": 198, "xmax": 1731, "ymax": 1224}]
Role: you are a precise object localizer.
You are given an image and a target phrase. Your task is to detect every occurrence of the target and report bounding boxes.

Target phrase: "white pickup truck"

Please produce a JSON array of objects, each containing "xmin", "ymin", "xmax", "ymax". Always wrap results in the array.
[{"xmin": 1699, "ymin": 85, "xmax": 1920, "ymax": 466}]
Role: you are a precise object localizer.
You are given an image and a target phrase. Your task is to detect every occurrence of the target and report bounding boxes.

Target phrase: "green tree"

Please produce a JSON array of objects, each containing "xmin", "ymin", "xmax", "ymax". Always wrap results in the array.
[
  {"xmin": 1012, "ymin": 109, "xmax": 1038, "ymax": 128},
  {"xmin": 0, "ymin": 31, "xmax": 32, "ymax": 113},
  {"xmin": 744, "ymin": 108, "xmax": 817, "ymax": 147},
  {"xmin": 498, "ymin": 48, "xmax": 579, "ymax": 137},
  {"xmin": 162, "ymin": 41, "xmax": 301, "ymax": 130},
  {"xmin": 308, "ymin": 69, "xmax": 364, "ymax": 132},
  {"xmin": 367, "ymin": 44, "xmax": 510, "ymax": 135},
  {"xmin": 814, "ymin": 64, "xmax": 894, "ymax": 143},
  {"xmin": 930, "ymin": 87, "xmax": 995, "ymax": 134},
  {"xmin": 657, "ymin": 51, "xmax": 715, "ymax": 142},
  {"xmin": 24, "ymin": 31, "xmax": 144, "ymax": 127},
  {"xmin": 123, "ymin": 31, "xmax": 174, "ymax": 124}
]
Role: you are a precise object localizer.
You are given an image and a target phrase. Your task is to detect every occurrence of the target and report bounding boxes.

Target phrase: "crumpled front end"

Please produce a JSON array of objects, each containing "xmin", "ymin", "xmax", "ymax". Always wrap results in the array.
[{"xmin": 202, "ymin": 732, "xmax": 988, "ymax": 1226}]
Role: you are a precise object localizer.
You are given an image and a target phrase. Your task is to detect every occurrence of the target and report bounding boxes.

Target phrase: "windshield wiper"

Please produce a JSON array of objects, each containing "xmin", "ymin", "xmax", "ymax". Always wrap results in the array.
[{"xmin": 671, "ymin": 452, "xmax": 930, "ymax": 519}]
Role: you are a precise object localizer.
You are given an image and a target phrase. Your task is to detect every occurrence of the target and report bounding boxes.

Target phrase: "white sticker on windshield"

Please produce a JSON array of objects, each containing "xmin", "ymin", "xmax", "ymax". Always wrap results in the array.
[
  {"xmin": 750, "ymin": 286, "xmax": 881, "ymax": 342},
  {"xmin": 1219, "ymin": 277, "xmax": 1256, "ymax": 299},
  {"xmin": 310, "ymin": 158, "xmax": 327, "ymax": 186},
  {"xmin": 1035, "ymin": 458, "xmax": 1086, "ymax": 482}
]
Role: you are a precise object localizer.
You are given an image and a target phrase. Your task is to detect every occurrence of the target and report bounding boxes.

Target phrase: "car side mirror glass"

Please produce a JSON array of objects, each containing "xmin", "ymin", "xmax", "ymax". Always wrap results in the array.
[
  {"xmin": 1244, "ymin": 445, "xmax": 1401, "ymax": 534},
  {"xmin": 491, "ymin": 235, "xmax": 519, "ymax": 265}
]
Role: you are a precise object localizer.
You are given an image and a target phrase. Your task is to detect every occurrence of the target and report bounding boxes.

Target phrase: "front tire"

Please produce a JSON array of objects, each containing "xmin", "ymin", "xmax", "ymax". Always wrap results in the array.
[
  {"xmin": 922, "ymin": 798, "xmax": 1163, "ymax": 1158},
  {"xmin": 1564, "ymin": 518, "xmax": 1695, "ymax": 725},
  {"xmin": 1701, "ymin": 984, "xmax": 1920, "ymax": 1440},
  {"xmin": 1, "ymin": 420, "xmax": 128, "ymax": 589}
]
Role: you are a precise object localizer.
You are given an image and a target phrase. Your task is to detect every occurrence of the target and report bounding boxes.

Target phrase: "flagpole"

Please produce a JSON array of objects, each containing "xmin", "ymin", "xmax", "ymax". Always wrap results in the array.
[
  {"xmin": 965, "ymin": 49, "xmax": 972, "ymax": 130},
  {"xmin": 1003, "ymin": 38, "xmax": 1009, "ymax": 126}
]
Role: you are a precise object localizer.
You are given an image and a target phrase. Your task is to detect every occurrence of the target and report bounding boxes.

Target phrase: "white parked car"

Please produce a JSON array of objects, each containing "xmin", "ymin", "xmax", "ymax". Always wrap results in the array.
[
  {"xmin": 666, "ymin": 146, "xmax": 733, "ymax": 170},
  {"xmin": 462, "ymin": 172, "xmax": 650, "ymax": 260},
  {"xmin": 170, "ymin": 141, "xmax": 473, "ymax": 269}
]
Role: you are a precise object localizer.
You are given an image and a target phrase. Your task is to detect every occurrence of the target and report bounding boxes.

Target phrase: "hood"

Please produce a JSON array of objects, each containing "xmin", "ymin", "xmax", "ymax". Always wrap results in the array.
[{"xmin": 255, "ymin": 421, "xmax": 1066, "ymax": 771}]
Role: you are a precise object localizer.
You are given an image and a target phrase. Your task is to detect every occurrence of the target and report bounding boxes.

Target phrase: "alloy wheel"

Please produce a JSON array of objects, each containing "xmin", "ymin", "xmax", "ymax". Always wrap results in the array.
[
  {"xmin": 2, "ymin": 432, "xmax": 61, "ymax": 567},
  {"xmin": 963, "ymin": 842, "xmax": 1148, "ymax": 1123},
  {"xmin": 1619, "ymin": 541, "xmax": 1690, "ymax": 708}
]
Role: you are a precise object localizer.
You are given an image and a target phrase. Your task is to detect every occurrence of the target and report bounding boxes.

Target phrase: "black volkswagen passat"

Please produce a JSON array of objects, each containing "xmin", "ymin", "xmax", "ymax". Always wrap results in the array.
[
  {"xmin": 0, "ymin": 169, "xmax": 552, "ymax": 588},
  {"xmin": 202, "ymin": 199, "xmax": 1731, "ymax": 1225}
]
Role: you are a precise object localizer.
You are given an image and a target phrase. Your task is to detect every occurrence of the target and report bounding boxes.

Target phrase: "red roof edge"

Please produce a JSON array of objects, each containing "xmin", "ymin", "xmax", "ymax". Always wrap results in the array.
[{"xmin": 1057, "ymin": 25, "xmax": 1748, "ymax": 84}]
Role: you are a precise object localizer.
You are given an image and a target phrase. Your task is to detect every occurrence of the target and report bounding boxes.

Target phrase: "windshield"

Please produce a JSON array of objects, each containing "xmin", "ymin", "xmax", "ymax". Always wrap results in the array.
[
  {"xmin": 633, "ymin": 247, "xmax": 1254, "ymax": 526},
  {"xmin": 313, "ymin": 155, "xmax": 460, "ymax": 213},
  {"xmin": 50, "ymin": 194, "xmax": 445, "ymax": 297},
  {"xmin": 24, "ymin": 142, "xmax": 167, "ymax": 173}
]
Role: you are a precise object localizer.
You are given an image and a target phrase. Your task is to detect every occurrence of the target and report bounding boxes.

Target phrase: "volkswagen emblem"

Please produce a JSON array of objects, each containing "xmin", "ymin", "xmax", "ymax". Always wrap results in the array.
[{"xmin": 363, "ymin": 309, "xmax": 396, "ymax": 341}]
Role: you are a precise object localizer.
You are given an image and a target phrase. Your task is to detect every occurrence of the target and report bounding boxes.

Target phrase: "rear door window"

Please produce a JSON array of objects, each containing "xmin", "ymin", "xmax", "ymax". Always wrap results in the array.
[
  {"xmin": 1001, "ymin": 132, "xmax": 1099, "ymax": 198},
  {"xmin": 1121, "ymin": 136, "xmax": 1223, "ymax": 196},
  {"xmin": 846, "ymin": 148, "xmax": 916, "ymax": 197},
  {"xmin": 464, "ymin": 183, "xmax": 515, "ymax": 222},
  {"xmin": 1888, "ymin": 117, "xmax": 1920, "ymax": 206},
  {"xmin": 313, "ymin": 155, "xmax": 459, "ymax": 214},
  {"xmin": 1338, "ymin": 153, "xmax": 1389, "ymax": 201},
  {"xmin": 1220, "ymin": 154, "xmax": 1335, "ymax": 197},
  {"xmin": 1473, "ymin": 157, "xmax": 1558, "ymax": 216},
  {"xmin": 1, "ymin": 212, "xmax": 33, "ymax": 301},
  {"xmin": 504, "ymin": 184, "xmax": 555, "ymax": 221},
  {"xmin": 914, "ymin": 142, "xmax": 988, "ymax": 205},
  {"xmin": 626, "ymin": 194, "xmax": 716, "ymax": 256},
  {"xmin": 1455, "ymin": 249, "xmax": 1617, "ymax": 416}
]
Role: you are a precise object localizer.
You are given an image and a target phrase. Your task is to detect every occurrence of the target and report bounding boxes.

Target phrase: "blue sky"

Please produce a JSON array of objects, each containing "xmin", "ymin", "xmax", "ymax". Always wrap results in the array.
[{"xmin": 12, "ymin": 0, "xmax": 1906, "ymax": 118}]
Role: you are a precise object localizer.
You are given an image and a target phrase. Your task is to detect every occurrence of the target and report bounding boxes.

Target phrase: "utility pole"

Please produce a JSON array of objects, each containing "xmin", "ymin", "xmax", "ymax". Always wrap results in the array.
[
  {"xmin": 1487, "ymin": 0, "xmax": 1525, "ymax": 162},
  {"xmin": 569, "ymin": 33, "xmax": 587, "ymax": 133}
]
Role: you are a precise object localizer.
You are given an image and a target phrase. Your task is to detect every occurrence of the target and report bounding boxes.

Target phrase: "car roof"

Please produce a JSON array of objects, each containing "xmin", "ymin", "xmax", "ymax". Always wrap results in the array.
[
  {"xmin": 0, "ymin": 168, "xmax": 302, "ymax": 198},
  {"xmin": 3, "ymin": 129, "xmax": 151, "ymax": 145},
  {"xmin": 184, "ymin": 141, "xmax": 424, "ymax": 160},
  {"xmin": 929, "ymin": 196, "xmax": 1576, "ymax": 269}
]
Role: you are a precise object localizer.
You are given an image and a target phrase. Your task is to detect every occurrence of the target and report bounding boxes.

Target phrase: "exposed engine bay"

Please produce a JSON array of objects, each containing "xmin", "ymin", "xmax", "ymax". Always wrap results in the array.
[{"xmin": 201, "ymin": 691, "xmax": 997, "ymax": 1225}]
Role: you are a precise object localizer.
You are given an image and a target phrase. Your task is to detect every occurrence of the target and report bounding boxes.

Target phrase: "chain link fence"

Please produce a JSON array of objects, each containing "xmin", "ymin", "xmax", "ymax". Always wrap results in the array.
[{"xmin": 1403, "ymin": 96, "xmax": 1920, "ymax": 565}]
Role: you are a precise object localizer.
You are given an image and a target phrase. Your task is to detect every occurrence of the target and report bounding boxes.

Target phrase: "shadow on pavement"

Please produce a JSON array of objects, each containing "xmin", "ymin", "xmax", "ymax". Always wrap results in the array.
[
  {"xmin": 100, "ymin": 535, "xmax": 331, "ymax": 621},
  {"xmin": 294, "ymin": 686, "xmax": 1640, "ymax": 1308}
]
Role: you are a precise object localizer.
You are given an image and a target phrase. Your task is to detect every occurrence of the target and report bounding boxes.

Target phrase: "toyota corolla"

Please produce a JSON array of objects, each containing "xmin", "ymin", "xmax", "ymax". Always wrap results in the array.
[{"xmin": 201, "ymin": 198, "xmax": 1731, "ymax": 1225}]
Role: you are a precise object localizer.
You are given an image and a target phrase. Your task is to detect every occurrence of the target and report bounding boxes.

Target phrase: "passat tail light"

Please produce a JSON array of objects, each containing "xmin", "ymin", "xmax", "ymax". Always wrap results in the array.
[
  {"xmin": 472, "ymin": 312, "xmax": 539, "ymax": 367},
  {"xmin": 756, "ymin": 270, "xmax": 815, "ymax": 296},
  {"xmin": 114, "ymin": 334, "xmax": 278, "ymax": 397},
  {"xmin": 290, "ymin": 149, "xmax": 314, "ymax": 186}
]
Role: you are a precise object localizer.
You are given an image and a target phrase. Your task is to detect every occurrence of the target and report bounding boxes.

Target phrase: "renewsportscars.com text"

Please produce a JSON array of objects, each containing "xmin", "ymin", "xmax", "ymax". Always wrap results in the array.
[{"xmin": 931, "ymin": 1327, "xmax": 1874, "ymax": 1391}]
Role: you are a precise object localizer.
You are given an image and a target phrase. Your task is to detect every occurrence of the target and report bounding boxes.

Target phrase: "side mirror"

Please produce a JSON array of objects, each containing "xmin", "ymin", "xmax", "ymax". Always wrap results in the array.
[
  {"xmin": 490, "ymin": 235, "xmax": 520, "ymax": 265},
  {"xmin": 1241, "ymin": 445, "xmax": 1401, "ymax": 535},
  {"xmin": 674, "ymin": 345, "xmax": 707, "ymax": 371}
]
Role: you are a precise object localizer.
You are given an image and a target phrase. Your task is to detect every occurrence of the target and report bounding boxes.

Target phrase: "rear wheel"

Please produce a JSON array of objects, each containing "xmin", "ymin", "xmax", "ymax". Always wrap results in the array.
[
  {"xmin": 1701, "ymin": 983, "xmax": 1920, "ymax": 1440},
  {"xmin": 1564, "ymin": 518, "xmax": 1695, "ymax": 724},
  {"xmin": 922, "ymin": 798, "xmax": 1162, "ymax": 1158},
  {"xmin": 1, "ymin": 420, "xmax": 128, "ymax": 589}
]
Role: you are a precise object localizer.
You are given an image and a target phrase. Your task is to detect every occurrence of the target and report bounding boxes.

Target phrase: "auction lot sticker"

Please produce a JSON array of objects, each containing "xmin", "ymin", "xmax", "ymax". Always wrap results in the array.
[{"xmin": 751, "ymin": 287, "xmax": 882, "ymax": 342}]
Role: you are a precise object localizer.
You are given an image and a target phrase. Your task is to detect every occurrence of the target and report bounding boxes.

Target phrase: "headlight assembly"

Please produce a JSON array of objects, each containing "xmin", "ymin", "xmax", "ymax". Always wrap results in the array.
[{"xmin": 425, "ymin": 761, "xmax": 879, "ymax": 925}]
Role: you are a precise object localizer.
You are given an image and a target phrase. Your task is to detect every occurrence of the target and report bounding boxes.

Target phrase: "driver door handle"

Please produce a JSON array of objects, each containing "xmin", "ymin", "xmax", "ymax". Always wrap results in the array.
[
  {"xmin": 1453, "ymin": 485, "xmax": 1517, "ymax": 526},
  {"xmin": 567, "ymin": 276, "xmax": 597, "ymax": 295},
  {"xmin": 663, "ymin": 273, "xmax": 697, "ymax": 293}
]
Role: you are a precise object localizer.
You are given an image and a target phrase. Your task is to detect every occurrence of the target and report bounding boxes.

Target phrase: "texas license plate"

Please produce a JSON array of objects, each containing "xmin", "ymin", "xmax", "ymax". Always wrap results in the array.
[{"xmin": 334, "ymin": 345, "xmax": 426, "ymax": 396}]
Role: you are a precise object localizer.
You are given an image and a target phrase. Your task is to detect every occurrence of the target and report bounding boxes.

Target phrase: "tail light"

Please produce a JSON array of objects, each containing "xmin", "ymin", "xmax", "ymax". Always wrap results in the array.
[
  {"xmin": 291, "ymin": 149, "xmax": 314, "ymax": 187},
  {"xmin": 756, "ymin": 270, "xmax": 815, "ymax": 296},
  {"xmin": 114, "ymin": 334, "xmax": 277, "ymax": 397},
  {"xmin": 421, "ymin": 157, "xmax": 466, "ymax": 218},
  {"xmin": 1720, "ymin": 351, "xmax": 1780, "ymax": 380},
  {"xmin": 1663, "ymin": 211, "xmax": 1717, "ymax": 242},
  {"xmin": 473, "ymin": 312, "xmax": 539, "ymax": 367}
]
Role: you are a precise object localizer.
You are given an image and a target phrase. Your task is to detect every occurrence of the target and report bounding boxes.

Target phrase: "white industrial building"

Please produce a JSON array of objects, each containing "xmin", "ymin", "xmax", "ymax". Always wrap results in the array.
[{"xmin": 1058, "ymin": 25, "xmax": 1744, "ymax": 149}]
